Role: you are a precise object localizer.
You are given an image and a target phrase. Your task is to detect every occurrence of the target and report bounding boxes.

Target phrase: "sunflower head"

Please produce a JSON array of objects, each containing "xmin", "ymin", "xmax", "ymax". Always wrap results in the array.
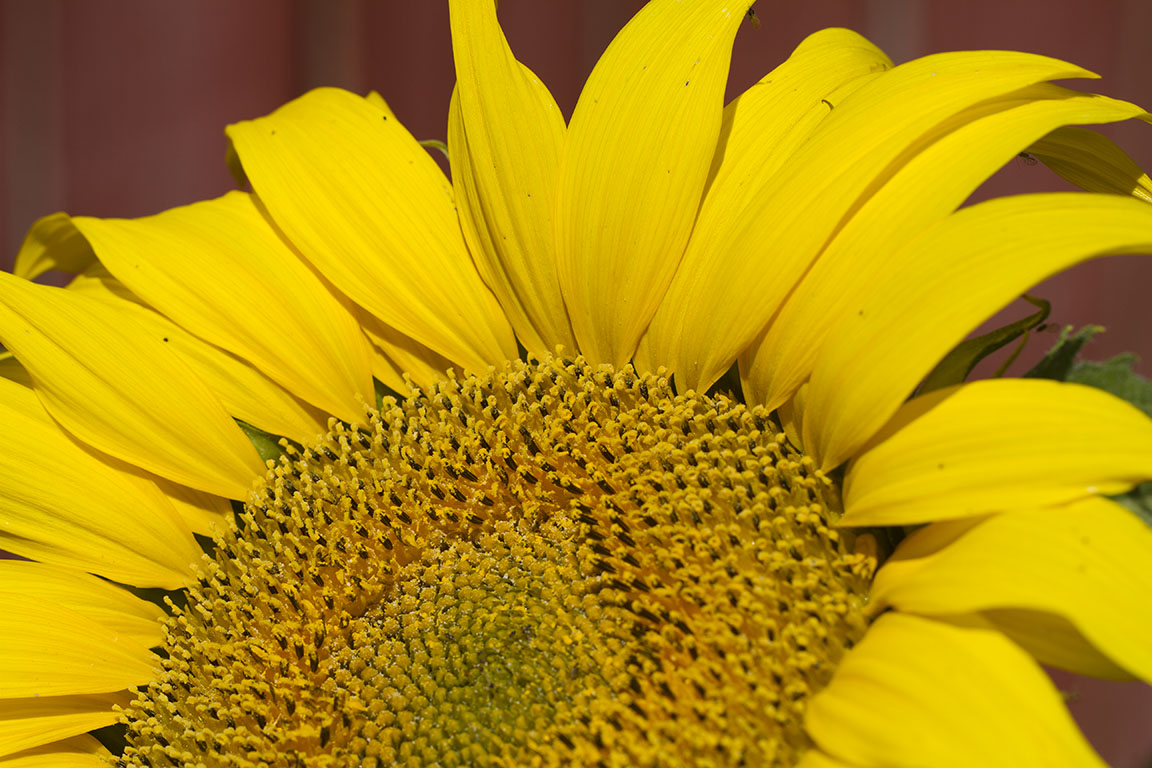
[{"xmin": 1, "ymin": 1, "xmax": 1152, "ymax": 767}]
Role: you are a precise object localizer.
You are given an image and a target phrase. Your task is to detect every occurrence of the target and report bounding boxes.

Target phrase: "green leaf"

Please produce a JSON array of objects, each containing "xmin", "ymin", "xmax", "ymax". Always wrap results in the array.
[
  {"xmin": 920, "ymin": 296, "xmax": 1049, "ymax": 394},
  {"xmin": 1024, "ymin": 324, "xmax": 1105, "ymax": 381}
]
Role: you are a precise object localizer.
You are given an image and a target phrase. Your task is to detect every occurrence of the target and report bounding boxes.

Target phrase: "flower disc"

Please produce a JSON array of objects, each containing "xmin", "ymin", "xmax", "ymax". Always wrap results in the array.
[{"xmin": 122, "ymin": 356, "xmax": 874, "ymax": 767}]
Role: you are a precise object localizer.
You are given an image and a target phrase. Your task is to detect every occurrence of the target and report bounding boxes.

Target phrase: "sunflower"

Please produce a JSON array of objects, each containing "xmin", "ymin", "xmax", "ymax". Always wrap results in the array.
[{"xmin": 3, "ymin": 1, "xmax": 1152, "ymax": 766}]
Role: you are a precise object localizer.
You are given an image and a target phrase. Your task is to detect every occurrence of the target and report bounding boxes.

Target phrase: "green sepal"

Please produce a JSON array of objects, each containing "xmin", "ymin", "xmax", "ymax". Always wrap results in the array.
[
  {"xmin": 1024, "ymin": 324, "xmax": 1105, "ymax": 381},
  {"xmin": 919, "ymin": 295, "xmax": 1050, "ymax": 394},
  {"xmin": 236, "ymin": 419, "xmax": 285, "ymax": 464},
  {"xmin": 1065, "ymin": 353, "xmax": 1152, "ymax": 417},
  {"xmin": 1113, "ymin": 482, "xmax": 1152, "ymax": 528},
  {"xmin": 1058, "ymin": 353, "xmax": 1152, "ymax": 527}
]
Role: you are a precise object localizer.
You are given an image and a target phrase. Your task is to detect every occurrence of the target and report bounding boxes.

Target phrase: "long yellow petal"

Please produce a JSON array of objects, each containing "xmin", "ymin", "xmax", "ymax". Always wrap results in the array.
[
  {"xmin": 863, "ymin": 518, "xmax": 1128, "ymax": 677},
  {"xmin": 1030, "ymin": 124, "xmax": 1152, "ymax": 202},
  {"xmin": 448, "ymin": 0, "xmax": 573, "ymax": 355},
  {"xmin": 154, "ymin": 477, "xmax": 232, "ymax": 538},
  {"xmin": 66, "ymin": 265, "xmax": 331, "ymax": 445},
  {"xmin": 0, "ymin": 694, "xmax": 129, "ymax": 759},
  {"xmin": 984, "ymin": 608, "xmax": 1132, "ymax": 681},
  {"xmin": 794, "ymin": 750, "xmax": 858, "ymax": 768},
  {"xmin": 871, "ymin": 496, "xmax": 1152, "ymax": 682},
  {"xmin": 806, "ymin": 613, "xmax": 1105, "ymax": 768},
  {"xmin": 357, "ymin": 309, "xmax": 455, "ymax": 394},
  {"xmin": 664, "ymin": 50, "xmax": 1094, "ymax": 392},
  {"xmin": 11, "ymin": 213, "xmax": 95, "ymax": 281},
  {"xmin": 226, "ymin": 87, "xmax": 517, "ymax": 373},
  {"xmin": 0, "ymin": 562, "xmax": 164, "ymax": 649},
  {"xmin": 0, "ymin": 595, "xmax": 156, "ymax": 697},
  {"xmin": 0, "ymin": 355, "xmax": 32, "ymax": 388},
  {"xmin": 0, "ymin": 273, "xmax": 265, "ymax": 499},
  {"xmin": 640, "ymin": 27, "xmax": 891, "ymax": 375},
  {"xmin": 0, "ymin": 377, "xmax": 199, "ymax": 589},
  {"xmin": 841, "ymin": 379, "xmax": 1152, "ymax": 525},
  {"xmin": 70, "ymin": 192, "xmax": 375, "ymax": 423},
  {"xmin": 553, "ymin": 0, "xmax": 746, "ymax": 367},
  {"xmin": 741, "ymin": 87, "xmax": 1145, "ymax": 409},
  {"xmin": 0, "ymin": 735, "xmax": 110, "ymax": 768},
  {"xmin": 805, "ymin": 193, "xmax": 1152, "ymax": 470}
]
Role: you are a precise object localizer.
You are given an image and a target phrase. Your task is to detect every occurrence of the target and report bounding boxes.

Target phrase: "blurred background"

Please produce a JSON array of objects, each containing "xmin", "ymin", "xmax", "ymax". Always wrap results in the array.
[{"xmin": 1, "ymin": 1, "xmax": 1151, "ymax": 764}]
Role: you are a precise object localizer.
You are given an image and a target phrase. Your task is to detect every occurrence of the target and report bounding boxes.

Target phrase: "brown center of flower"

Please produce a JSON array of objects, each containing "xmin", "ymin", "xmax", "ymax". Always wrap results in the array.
[{"xmin": 120, "ymin": 356, "xmax": 874, "ymax": 768}]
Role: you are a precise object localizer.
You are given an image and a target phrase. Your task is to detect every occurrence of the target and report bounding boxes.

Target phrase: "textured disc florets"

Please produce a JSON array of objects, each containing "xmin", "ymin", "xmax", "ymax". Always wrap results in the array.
[{"xmin": 121, "ymin": 356, "xmax": 874, "ymax": 768}]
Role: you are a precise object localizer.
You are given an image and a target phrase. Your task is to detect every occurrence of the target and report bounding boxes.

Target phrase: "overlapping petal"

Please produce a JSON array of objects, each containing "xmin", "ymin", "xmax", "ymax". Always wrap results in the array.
[
  {"xmin": 0, "ymin": 562, "xmax": 165, "ymax": 649},
  {"xmin": 0, "ymin": 594, "xmax": 156, "ymax": 697},
  {"xmin": 657, "ymin": 50, "xmax": 1093, "ymax": 392},
  {"xmin": 226, "ymin": 87, "xmax": 517, "ymax": 373},
  {"xmin": 841, "ymin": 379, "xmax": 1152, "ymax": 525},
  {"xmin": 0, "ymin": 376, "xmax": 199, "ymax": 588},
  {"xmin": 11, "ymin": 213, "xmax": 95, "ymax": 282},
  {"xmin": 640, "ymin": 27, "xmax": 891, "ymax": 374},
  {"xmin": 806, "ymin": 613, "xmax": 1105, "ymax": 767},
  {"xmin": 740, "ymin": 86, "xmax": 1146, "ymax": 409},
  {"xmin": 554, "ymin": 0, "xmax": 746, "ymax": 366},
  {"xmin": 803, "ymin": 193, "xmax": 1152, "ymax": 469},
  {"xmin": 67, "ymin": 263, "xmax": 331, "ymax": 445},
  {"xmin": 448, "ymin": 0, "xmax": 572, "ymax": 355},
  {"xmin": 0, "ymin": 694, "xmax": 130, "ymax": 760},
  {"xmin": 1030, "ymin": 125, "xmax": 1152, "ymax": 202},
  {"xmin": 0, "ymin": 735, "xmax": 110, "ymax": 767},
  {"xmin": 70, "ymin": 191, "xmax": 375, "ymax": 424},
  {"xmin": 871, "ymin": 496, "xmax": 1152, "ymax": 682},
  {"xmin": 0, "ymin": 274, "xmax": 264, "ymax": 499}
]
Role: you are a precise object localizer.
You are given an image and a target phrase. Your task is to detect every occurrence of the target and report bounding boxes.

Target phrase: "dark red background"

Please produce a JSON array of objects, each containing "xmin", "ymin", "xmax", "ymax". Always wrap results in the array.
[{"xmin": 2, "ymin": 2, "xmax": 1151, "ymax": 764}]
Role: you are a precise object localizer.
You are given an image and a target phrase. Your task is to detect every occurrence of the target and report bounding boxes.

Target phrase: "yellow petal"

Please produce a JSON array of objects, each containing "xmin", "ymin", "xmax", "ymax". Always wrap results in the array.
[
  {"xmin": 0, "ymin": 561, "xmax": 165, "ymax": 649},
  {"xmin": 66, "ymin": 264, "xmax": 331, "ymax": 445},
  {"xmin": 0, "ymin": 594, "xmax": 156, "ymax": 697},
  {"xmin": 983, "ymin": 608, "xmax": 1131, "ymax": 681},
  {"xmin": 794, "ymin": 750, "xmax": 859, "ymax": 768},
  {"xmin": 1030, "ymin": 124, "xmax": 1152, "ymax": 203},
  {"xmin": 0, "ymin": 354, "xmax": 32, "ymax": 388},
  {"xmin": 553, "ymin": 0, "xmax": 746, "ymax": 367},
  {"xmin": 841, "ymin": 379, "xmax": 1152, "ymax": 525},
  {"xmin": 11, "ymin": 213, "xmax": 95, "ymax": 281},
  {"xmin": 447, "ymin": 0, "xmax": 573, "ymax": 355},
  {"xmin": 806, "ymin": 613, "xmax": 1105, "ymax": 768},
  {"xmin": 741, "ymin": 86, "xmax": 1145, "ymax": 410},
  {"xmin": 358, "ymin": 310, "xmax": 455, "ymax": 394},
  {"xmin": 0, "ymin": 736, "xmax": 110, "ymax": 768},
  {"xmin": 640, "ymin": 27, "xmax": 891, "ymax": 375},
  {"xmin": 871, "ymin": 496, "xmax": 1152, "ymax": 682},
  {"xmin": 156, "ymin": 478, "xmax": 232, "ymax": 538},
  {"xmin": 226, "ymin": 87, "xmax": 516, "ymax": 373},
  {"xmin": 0, "ymin": 694, "xmax": 129, "ymax": 759},
  {"xmin": 664, "ymin": 50, "xmax": 1094, "ymax": 392},
  {"xmin": 804, "ymin": 192, "xmax": 1152, "ymax": 470},
  {"xmin": 0, "ymin": 376, "xmax": 199, "ymax": 588},
  {"xmin": 0, "ymin": 273, "xmax": 265, "ymax": 499},
  {"xmin": 70, "ymin": 192, "xmax": 375, "ymax": 423}
]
